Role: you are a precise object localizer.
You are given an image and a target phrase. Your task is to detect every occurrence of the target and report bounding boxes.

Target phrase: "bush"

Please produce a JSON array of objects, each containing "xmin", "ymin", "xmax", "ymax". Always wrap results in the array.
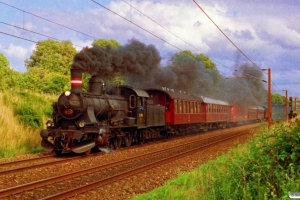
[
  {"xmin": 16, "ymin": 105, "xmax": 42, "ymax": 128},
  {"xmin": 133, "ymin": 122, "xmax": 300, "ymax": 200},
  {"xmin": 3, "ymin": 90, "xmax": 55, "ymax": 128}
]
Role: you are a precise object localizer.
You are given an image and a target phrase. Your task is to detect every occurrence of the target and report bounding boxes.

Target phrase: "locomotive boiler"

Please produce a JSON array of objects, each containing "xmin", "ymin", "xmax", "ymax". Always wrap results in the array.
[{"xmin": 40, "ymin": 68, "xmax": 166, "ymax": 155}]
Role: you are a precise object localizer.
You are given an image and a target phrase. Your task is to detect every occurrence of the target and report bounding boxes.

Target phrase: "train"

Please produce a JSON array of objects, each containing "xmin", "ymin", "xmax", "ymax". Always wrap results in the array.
[{"xmin": 40, "ymin": 68, "xmax": 267, "ymax": 155}]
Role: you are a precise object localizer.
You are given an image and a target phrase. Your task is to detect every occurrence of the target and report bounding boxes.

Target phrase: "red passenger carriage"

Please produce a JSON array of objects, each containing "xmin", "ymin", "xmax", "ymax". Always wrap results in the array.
[{"xmin": 146, "ymin": 88, "xmax": 231, "ymax": 132}]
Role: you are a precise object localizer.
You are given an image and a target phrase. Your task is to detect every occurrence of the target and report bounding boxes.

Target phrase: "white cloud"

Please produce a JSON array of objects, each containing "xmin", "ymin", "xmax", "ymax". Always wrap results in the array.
[
  {"xmin": 4, "ymin": 43, "xmax": 30, "ymax": 60},
  {"xmin": 0, "ymin": 43, "xmax": 34, "ymax": 72}
]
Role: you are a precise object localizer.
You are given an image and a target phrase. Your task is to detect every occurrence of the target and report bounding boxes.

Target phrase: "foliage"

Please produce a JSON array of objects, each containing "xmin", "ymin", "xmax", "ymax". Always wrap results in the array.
[
  {"xmin": 3, "ymin": 90, "xmax": 54, "ymax": 128},
  {"xmin": 20, "ymin": 68, "xmax": 70, "ymax": 94},
  {"xmin": 40, "ymin": 73, "xmax": 70, "ymax": 94},
  {"xmin": 92, "ymin": 39, "xmax": 121, "ymax": 48},
  {"xmin": 272, "ymin": 93, "xmax": 285, "ymax": 104},
  {"xmin": 0, "ymin": 53, "xmax": 9, "ymax": 68},
  {"xmin": 15, "ymin": 104, "xmax": 42, "ymax": 128},
  {"xmin": 0, "ymin": 53, "xmax": 23, "ymax": 90},
  {"xmin": 0, "ymin": 91, "xmax": 56, "ymax": 158},
  {"xmin": 133, "ymin": 122, "xmax": 300, "ymax": 200},
  {"xmin": 172, "ymin": 50, "xmax": 216, "ymax": 70},
  {"xmin": 25, "ymin": 39, "xmax": 77, "ymax": 75}
]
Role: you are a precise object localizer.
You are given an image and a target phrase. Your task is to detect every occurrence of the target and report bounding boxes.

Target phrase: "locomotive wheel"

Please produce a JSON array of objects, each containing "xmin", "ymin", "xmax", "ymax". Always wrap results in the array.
[
  {"xmin": 124, "ymin": 135, "xmax": 132, "ymax": 147},
  {"xmin": 113, "ymin": 137, "xmax": 122, "ymax": 149}
]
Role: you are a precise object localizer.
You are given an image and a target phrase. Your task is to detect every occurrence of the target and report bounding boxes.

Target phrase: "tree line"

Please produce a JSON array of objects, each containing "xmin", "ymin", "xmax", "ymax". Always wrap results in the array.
[
  {"xmin": 0, "ymin": 38, "xmax": 285, "ymax": 103},
  {"xmin": 0, "ymin": 39, "xmax": 215, "ymax": 94}
]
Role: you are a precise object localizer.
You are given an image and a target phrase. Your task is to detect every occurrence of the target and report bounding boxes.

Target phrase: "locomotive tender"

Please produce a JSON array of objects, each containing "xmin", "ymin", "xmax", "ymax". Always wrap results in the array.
[{"xmin": 40, "ymin": 68, "xmax": 267, "ymax": 155}]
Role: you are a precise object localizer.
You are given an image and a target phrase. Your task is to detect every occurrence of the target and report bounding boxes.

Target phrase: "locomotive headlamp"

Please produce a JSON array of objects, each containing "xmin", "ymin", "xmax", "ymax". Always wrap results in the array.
[
  {"xmin": 65, "ymin": 90, "xmax": 71, "ymax": 97},
  {"xmin": 78, "ymin": 121, "xmax": 85, "ymax": 128},
  {"xmin": 46, "ymin": 120, "xmax": 53, "ymax": 127}
]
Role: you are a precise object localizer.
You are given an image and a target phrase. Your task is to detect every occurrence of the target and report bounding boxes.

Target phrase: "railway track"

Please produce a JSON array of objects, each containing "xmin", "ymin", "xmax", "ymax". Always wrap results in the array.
[{"xmin": 0, "ymin": 124, "xmax": 259, "ymax": 199}]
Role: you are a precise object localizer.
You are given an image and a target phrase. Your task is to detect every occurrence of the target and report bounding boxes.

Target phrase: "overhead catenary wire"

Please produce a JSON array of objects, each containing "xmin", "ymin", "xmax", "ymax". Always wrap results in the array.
[
  {"xmin": 0, "ymin": 1, "xmax": 97, "ymax": 40},
  {"xmin": 119, "ymin": 0, "xmax": 267, "ymax": 83},
  {"xmin": 0, "ymin": 1, "xmax": 284, "ymax": 92},
  {"xmin": 0, "ymin": 0, "xmax": 268, "ymax": 85},
  {"xmin": 0, "ymin": 31, "xmax": 38, "ymax": 43},
  {"xmin": 0, "ymin": 21, "xmax": 85, "ymax": 48},
  {"xmin": 192, "ymin": 0, "xmax": 261, "ymax": 70},
  {"xmin": 192, "ymin": 0, "xmax": 283, "ymax": 91},
  {"xmin": 90, "ymin": 0, "xmax": 182, "ymax": 51},
  {"xmin": 122, "ymin": 0, "xmax": 201, "ymax": 52}
]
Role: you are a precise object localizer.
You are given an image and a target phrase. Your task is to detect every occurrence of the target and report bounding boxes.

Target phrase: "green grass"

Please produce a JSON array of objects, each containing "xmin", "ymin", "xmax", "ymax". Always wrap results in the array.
[
  {"xmin": 0, "ymin": 90, "xmax": 56, "ymax": 158},
  {"xmin": 133, "ymin": 122, "xmax": 300, "ymax": 200}
]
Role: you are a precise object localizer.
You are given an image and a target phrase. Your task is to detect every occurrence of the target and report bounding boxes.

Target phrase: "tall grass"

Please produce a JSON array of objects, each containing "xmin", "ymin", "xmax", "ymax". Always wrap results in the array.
[
  {"xmin": 133, "ymin": 122, "xmax": 300, "ymax": 200},
  {"xmin": 0, "ymin": 90, "xmax": 56, "ymax": 158}
]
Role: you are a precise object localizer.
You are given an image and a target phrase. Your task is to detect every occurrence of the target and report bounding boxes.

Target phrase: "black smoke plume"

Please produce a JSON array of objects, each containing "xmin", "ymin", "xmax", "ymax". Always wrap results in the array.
[{"xmin": 71, "ymin": 39, "xmax": 266, "ymax": 107}]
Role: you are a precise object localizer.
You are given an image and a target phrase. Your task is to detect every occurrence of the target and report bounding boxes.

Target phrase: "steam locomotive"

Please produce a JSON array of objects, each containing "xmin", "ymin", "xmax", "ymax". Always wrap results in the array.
[{"xmin": 40, "ymin": 68, "xmax": 267, "ymax": 155}]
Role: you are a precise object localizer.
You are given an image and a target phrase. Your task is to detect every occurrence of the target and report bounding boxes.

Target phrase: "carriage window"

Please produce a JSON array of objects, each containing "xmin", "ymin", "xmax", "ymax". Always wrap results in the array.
[
  {"xmin": 198, "ymin": 102, "xmax": 201, "ymax": 113},
  {"xmin": 129, "ymin": 95, "xmax": 136, "ymax": 109},
  {"xmin": 187, "ymin": 102, "xmax": 190, "ymax": 113},
  {"xmin": 180, "ymin": 101, "xmax": 182, "ymax": 113},
  {"xmin": 191, "ymin": 102, "xmax": 194, "ymax": 113},
  {"xmin": 175, "ymin": 100, "xmax": 178, "ymax": 113},
  {"xmin": 183, "ymin": 101, "xmax": 187, "ymax": 113}
]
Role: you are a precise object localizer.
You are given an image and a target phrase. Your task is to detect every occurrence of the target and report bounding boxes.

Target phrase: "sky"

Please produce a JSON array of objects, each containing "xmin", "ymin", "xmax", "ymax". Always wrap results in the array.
[{"xmin": 0, "ymin": 0, "xmax": 300, "ymax": 98}]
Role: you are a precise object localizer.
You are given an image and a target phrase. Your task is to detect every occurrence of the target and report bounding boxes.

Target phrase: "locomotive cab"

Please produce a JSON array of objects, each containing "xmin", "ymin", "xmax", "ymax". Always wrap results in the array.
[{"xmin": 119, "ymin": 86, "xmax": 149, "ymax": 128}]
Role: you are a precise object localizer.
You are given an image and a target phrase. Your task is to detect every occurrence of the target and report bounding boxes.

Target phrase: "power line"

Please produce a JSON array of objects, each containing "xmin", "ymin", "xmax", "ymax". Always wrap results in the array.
[
  {"xmin": 0, "ymin": 1, "xmax": 285, "ymax": 92},
  {"xmin": 90, "ymin": 0, "xmax": 182, "ymax": 51},
  {"xmin": 0, "ymin": 31, "xmax": 37, "ymax": 43},
  {"xmin": 122, "ymin": 0, "xmax": 201, "ymax": 52},
  {"xmin": 192, "ymin": 1, "xmax": 284, "ymax": 91},
  {"xmin": 192, "ymin": 0, "xmax": 261, "ymax": 70},
  {"xmin": 0, "ymin": 21, "xmax": 85, "ymax": 48},
  {"xmin": 0, "ymin": 1, "xmax": 97, "ymax": 39},
  {"xmin": 122, "ymin": 0, "xmax": 270, "ymax": 82},
  {"xmin": 116, "ymin": 0, "xmax": 265, "ymax": 82}
]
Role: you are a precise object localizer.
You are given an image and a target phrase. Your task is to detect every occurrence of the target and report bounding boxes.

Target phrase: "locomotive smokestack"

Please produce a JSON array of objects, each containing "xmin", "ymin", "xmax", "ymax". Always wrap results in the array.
[{"xmin": 71, "ymin": 68, "xmax": 82, "ymax": 93}]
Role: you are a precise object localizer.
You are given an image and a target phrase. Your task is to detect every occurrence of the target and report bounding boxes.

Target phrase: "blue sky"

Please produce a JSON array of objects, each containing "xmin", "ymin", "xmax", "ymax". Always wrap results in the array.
[{"xmin": 0, "ymin": 0, "xmax": 300, "ymax": 98}]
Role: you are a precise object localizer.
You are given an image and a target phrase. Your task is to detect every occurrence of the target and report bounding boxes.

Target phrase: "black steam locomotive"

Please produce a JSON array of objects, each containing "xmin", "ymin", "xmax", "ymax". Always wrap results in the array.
[{"xmin": 40, "ymin": 68, "xmax": 165, "ymax": 155}]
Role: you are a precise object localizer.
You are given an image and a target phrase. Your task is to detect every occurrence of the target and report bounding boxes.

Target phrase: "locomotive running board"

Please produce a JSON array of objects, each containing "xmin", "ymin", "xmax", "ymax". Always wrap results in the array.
[
  {"xmin": 71, "ymin": 139, "xmax": 95, "ymax": 153},
  {"xmin": 41, "ymin": 139, "xmax": 54, "ymax": 152}
]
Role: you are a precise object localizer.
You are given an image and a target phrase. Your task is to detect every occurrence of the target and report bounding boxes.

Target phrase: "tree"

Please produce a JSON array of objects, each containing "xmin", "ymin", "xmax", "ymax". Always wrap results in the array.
[
  {"xmin": 272, "ymin": 93, "xmax": 285, "ymax": 104},
  {"xmin": 172, "ymin": 50, "xmax": 216, "ymax": 70},
  {"xmin": 92, "ymin": 39, "xmax": 121, "ymax": 48},
  {"xmin": 21, "ymin": 68, "xmax": 49, "ymax": 92},
  {"xmin": 197, "ymin": 54, "xmax": 216, "ymax": 70},
  {"xmin": 25, "ymin": 40, "xmax": 77, "ymax": 75},
  {"xmin": 0, "ymin": 53, "xmax": 23, "ymax": 91},
  {"xmin": 41, "ymin": 73, "xmax": 69, "ymax": 94},
  {"xmin": 0, "ymin": 53, "xmax": 9, "ymax": 68}
]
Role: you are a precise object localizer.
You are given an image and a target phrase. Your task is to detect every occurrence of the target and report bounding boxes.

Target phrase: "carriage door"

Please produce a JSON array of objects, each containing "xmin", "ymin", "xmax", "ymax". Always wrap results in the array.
[{"xmin": 137, "ymin": 97, "xmax": 146, "ymax": 127}]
